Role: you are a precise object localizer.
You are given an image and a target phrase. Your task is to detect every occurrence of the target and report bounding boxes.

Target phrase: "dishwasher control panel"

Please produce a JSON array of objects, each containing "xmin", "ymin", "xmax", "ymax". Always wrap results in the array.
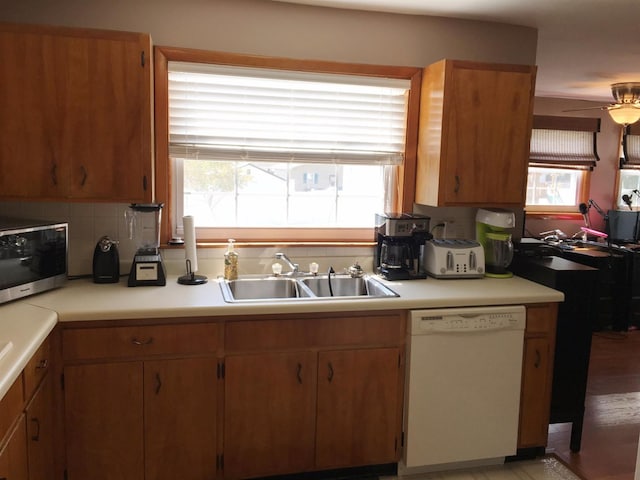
[{"xmin": 410, "ymin": 305, "xmax": 526, "ymax": 334}]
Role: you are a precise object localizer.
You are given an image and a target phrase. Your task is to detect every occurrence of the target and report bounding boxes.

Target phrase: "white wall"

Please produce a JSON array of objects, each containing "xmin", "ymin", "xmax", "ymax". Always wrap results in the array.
[
  {"xmin": 2, "ymin": 0, "xmax": 537, "ymax": 67},
  {"xmin": 0, "ymin": 0, "xmax": 539, "ymax": 276}
]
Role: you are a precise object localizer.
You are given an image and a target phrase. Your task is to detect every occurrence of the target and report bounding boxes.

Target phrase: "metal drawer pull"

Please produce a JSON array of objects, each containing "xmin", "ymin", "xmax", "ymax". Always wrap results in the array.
[
  {"xmin": 31, "ymin": 417, "xmax": 40, "ymax": 441},
  {"xmin": 51, "ymin": 164, "xmax": 57, "ymax": 186},
  {"xmin": 534, "ymin": 349, "xmax": 541, "ymax": 368},
  {"xmin": 80, "ymin": 165, "xmax": 88, "ymax": 186},
  {"xmin": 155, "ymin": 373, "xmax": 162, "ymax": 395},
  {"xmin": 327, "ymin": 362, "xmax": 334, "ymax": 383},
  {"xmin": 131, "ymin": 337, "xmax": 154, "ymax": 346},
  {"xmin": 36, "ymin": 359, "xmax": 49, "ymax": 370},
  {"xmin": 296, "ymin": 363, "xmax": 303, "ymax": 384}
]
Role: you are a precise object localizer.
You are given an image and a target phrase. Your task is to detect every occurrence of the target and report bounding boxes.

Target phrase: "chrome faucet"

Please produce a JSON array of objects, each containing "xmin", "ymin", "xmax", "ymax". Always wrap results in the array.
[{"xmin": 275, "ymin": 252, "xmax": 299, "ymax": 275}]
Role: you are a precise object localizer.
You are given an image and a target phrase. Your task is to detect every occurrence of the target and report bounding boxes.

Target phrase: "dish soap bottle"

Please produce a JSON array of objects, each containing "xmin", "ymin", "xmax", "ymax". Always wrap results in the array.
[{"xmin": 224, "ymin": 239, "xmax": 238, "ymax": 280}]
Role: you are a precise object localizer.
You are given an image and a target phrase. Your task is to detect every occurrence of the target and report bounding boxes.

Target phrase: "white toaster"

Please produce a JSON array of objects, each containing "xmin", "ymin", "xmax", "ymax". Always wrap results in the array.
[{"xmin": 424, "ymin": 239, "xmax": 485, "ymax": 279}]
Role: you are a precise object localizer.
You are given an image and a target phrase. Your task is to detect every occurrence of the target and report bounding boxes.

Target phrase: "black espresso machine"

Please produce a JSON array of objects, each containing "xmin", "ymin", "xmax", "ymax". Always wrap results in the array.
[{"xmin": 374, "ymin": 213, "xmax": 431, "ymax": 280}]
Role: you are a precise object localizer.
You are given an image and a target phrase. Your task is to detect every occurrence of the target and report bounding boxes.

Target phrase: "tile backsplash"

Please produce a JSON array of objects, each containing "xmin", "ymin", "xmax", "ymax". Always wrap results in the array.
[{"xmin": 0, "ymin": 201, "xmax": 374, "ymax": 278}]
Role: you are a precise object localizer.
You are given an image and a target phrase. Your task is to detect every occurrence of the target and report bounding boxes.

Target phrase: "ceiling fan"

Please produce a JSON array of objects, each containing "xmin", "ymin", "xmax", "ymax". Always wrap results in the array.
[{"xmin": 566, "ymin": 82, "xmax": 640, "ymax": 125}]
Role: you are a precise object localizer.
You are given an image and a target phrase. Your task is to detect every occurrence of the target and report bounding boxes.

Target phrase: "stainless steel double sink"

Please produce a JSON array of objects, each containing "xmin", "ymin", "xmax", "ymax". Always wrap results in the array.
[{"xmin": 219, "ymin": 274, "xmax": 399, "ymax": 303}]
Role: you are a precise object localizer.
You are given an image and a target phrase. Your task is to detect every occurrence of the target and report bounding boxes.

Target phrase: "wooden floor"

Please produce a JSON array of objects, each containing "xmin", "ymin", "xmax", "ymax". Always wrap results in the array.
[{"xmin": 548, "ymin": 329, "xmax": 640, "ymax": 480}]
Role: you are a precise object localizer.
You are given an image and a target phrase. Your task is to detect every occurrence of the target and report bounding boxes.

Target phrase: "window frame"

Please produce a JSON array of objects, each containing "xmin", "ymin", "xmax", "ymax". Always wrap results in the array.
[
  {"xmin": 525, "ymin": 115, "xmax": 598, "ymax": 217},
  {"xmin": 525, "ymin": 165, "xmax": 592, "ymax": 215},
  {"xmin": 154, "ymin": 46, "xmax": 422, "ymax": 245}
]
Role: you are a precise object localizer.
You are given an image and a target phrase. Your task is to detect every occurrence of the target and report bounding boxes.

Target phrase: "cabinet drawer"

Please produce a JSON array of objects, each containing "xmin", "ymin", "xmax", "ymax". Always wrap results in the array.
[
  {"xmin": 225, "ymin": 313, "xmax": 405, "ymax": 352},
  {"xmin": 63, "ymin": 323, "xmax": 219, "ymax": 361},
  {"xmin": 23, "ymin": 337, "xmax": 50, "ymax": 401},
  {"xmin": 526, "ymin": 304, "xmax": 558, "ymax": 334}
]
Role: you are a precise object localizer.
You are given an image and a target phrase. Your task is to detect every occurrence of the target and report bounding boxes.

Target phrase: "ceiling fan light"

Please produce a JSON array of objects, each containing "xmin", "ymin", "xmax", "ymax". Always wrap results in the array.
[{"xmin": 608, "ymin": 105, "xmax": 640, "ymax": 125}]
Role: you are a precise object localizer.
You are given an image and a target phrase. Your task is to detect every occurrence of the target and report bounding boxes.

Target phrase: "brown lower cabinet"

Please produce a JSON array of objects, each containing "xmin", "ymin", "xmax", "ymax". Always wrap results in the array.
[
  {"xmin": 0, "ymin": 415, "xmax": 29, "ymax": 480},
  {"xmin": 60, "ymin": 313, "xmax": 405, "ymax": 480},
  {"xmin": 64, "ymin": 358, "xmax": 218, "ymax": 480},
  {"xmin": 0, "ymin": 336, "xmax": 54, "ymax": 480},
  {"xmin": 518, "ymin": 303, "xmax": 558, "ymax": 449},
  {"xmin": 222, "ymin": 313, "xmax": 406, "ymax": 479},
  {"xmin": 25, "ymin": 374, "xmax": 55, "ymax": 480},
  {"xmin": 62, "ymin": 322, "xmax": 220, "ymax": 480}
]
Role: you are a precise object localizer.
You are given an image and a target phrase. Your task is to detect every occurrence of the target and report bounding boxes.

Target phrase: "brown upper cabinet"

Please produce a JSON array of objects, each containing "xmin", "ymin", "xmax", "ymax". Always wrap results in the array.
[
  {"xmin": 415, "ymin": 59, "xmax": 537, "ymax": 207},
  {"xmin": 0, "ymin": 23, "xmax": 153, "ymax": 202}
]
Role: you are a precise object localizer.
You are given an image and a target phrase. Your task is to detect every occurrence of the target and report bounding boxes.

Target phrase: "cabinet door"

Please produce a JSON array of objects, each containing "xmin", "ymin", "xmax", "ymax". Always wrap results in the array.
[
  {"xmin": 442, "ymin": 65, "xmax": 534, "ymax": 205},
  {"xmin": 0, "ymin": 415, "xmax": 29, "ymax": 480},
  {"xmin": 65, "ymin": 33, "xmax": 151, "ymax": 201},
  {"xmin": 64, "ymin": 362, "xmax": 144, "ymax": 480},
  {"xmin": 144, "ymin": 358, "xmax": 217, "ymax": 480},
  {"xmin": 0, "ymin": 25, "xmax": 152, "ymax": 202},
  {"xmin": 223, "ymin": 352, "xmax": 316, "ymax": 479},
  {"xmin": 518, "ymin": 336, "xmax": 553, "ymax": 447},
  {"xmin": 25, "ymin": 375, "xmax": 54, "ymax": 480},
  {"xmin": 316, "ymin": 348, "xmax": 402, "ymax": 469},
  {"xmin": 0, "ymin": 29, "xmax": 65, "ymax": 198}
]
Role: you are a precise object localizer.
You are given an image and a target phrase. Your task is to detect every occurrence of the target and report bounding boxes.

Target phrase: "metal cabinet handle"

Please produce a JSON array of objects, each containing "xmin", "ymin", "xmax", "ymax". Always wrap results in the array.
[
  {"xmin": 51, "ymin": 163, "xmax": 58, "ymax": 186},
  {"xmin": 31, "ymin": 417, "xmax": 40, "ymax": 441},
  {"xmin": 155, "ymin": 373, "xmax": 162, "ymax": 395},
  {"xmin": 327, "ymin": 362, "xmax": 334, "ymax": 383},
  {"xmin": 454, "ymin": 175, "xmax": 460, "ymax": 193},
  {"xmin": 80, "ymin": 165, "xmax": 88, "ymax": 186},
  {"xmin": 131, "ymin": 337, "xmax": 153, "ymax": 346},
  {"xmin": 296, "ymin": 363, "xmax": 303, "ymax": 384},
  {"xmin": 534, "ymin": 349, "xmax": 541, "ymax": 368},
  {"xmin": 36, "ymin": 359, "xmax": 48, "ymax": 370}
]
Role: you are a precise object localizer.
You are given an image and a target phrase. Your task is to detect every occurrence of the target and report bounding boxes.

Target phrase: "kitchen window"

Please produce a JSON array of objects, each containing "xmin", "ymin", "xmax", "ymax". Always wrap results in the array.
[
  {"xmin": 525, "ymin": 115, "xmax": 599, "ymax": 214},
  {"xmin": 154, "ymin": 48, "xmax": 421, "ymax": 243},
  {"xmin": 617, "ymin": 123, "xmax": 640, "ymax": 209}
]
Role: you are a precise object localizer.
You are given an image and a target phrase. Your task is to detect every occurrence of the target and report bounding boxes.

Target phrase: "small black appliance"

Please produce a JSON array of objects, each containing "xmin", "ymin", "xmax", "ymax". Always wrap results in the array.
[
  {"xmin": 92, "ymin": 236, "xmax": 120, "ymax": 283},
  {"xmin": 374, "ymin": 213, "xmax": 431, "ymax": 280}
]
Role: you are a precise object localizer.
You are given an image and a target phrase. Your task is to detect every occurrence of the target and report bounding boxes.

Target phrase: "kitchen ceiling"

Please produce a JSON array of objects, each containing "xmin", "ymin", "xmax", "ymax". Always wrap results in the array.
[{"xmin": 270, "ymin": 0, "xmax": 640, "ymax": 103}]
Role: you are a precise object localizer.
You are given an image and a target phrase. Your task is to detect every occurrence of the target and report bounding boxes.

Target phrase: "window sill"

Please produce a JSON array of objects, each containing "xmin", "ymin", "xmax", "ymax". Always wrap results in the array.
[
  {"xmin": 163, "ymin": 241, "xmax": 376, "ymax": 249},
  {"xmin": 526, "ymin": 211, "xmax": 583, "ymax": 220}
]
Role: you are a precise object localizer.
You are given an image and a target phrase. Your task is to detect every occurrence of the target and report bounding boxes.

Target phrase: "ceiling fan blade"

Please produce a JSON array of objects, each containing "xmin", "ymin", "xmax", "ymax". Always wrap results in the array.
[{"xmin": 562, "ymin": 105, "xmax": 609, "ymax": 112}]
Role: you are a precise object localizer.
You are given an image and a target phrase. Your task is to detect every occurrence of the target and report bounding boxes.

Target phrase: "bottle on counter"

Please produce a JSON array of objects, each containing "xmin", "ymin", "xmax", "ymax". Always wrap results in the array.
[{"xmin": 224, "ymin": 239, "xmax": 239, "ymax": 280}]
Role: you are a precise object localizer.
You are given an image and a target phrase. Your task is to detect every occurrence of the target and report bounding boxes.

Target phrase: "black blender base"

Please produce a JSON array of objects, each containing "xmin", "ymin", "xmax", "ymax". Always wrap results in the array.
[{"xmin": 127, "ymin": 255, "xmax": 167, "ymax": 287}]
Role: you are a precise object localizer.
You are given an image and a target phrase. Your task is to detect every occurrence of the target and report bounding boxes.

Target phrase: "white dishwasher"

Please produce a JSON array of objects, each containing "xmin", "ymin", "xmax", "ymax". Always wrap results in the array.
[{"xmin": 400, "ymin": 305, "xmax": 526, "ymax": 475}]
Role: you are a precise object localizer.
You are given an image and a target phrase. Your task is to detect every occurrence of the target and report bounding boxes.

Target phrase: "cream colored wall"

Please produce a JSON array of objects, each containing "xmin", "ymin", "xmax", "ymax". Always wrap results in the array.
[
  {"xmin": 2, "ymin": 0, "xmax": 536, "ymax": 67},
  {"xmin": 0, "ymin": 0, "xmax": 538, "ymax": 276},
  {"xmin": 527, "ymin": 97, "xmax": 623, "ymax": 237}
]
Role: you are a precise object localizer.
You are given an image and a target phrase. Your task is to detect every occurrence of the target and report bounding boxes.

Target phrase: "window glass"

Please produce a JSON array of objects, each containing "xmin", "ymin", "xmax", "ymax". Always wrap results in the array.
[
  {"xmin": 176, "ymin": 159, "xmax": 389, "ymax": 230},
  {"xmin": 526, "ymin": 166, "xmax": 586, "ymax": 210},
  {"xmin": 618, "ymin": 170, "xmax": 640, "ymax": 209}
]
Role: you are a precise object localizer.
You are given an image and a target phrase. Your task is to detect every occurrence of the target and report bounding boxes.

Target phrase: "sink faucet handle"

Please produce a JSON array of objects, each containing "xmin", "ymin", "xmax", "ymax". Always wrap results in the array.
[
  {"xmin": 348, "ymin": 262, "xmax": 365, "ymax": 278},
  {"xmin": 309, "ymin": 262, "xmax": 319, "ymax": 275}
]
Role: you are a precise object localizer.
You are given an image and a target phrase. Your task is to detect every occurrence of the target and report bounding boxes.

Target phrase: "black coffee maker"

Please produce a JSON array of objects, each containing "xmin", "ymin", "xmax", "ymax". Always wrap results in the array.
[{"xmin": 374, "ymin": 213, "xmax": 431, "ymax": 280}]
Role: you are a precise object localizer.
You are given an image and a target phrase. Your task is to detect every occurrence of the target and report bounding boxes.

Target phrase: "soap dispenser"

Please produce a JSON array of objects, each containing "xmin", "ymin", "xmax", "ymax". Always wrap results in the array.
[{"xmin": 224, "ymin": 239, "xmax": 239, "ymax": 280}]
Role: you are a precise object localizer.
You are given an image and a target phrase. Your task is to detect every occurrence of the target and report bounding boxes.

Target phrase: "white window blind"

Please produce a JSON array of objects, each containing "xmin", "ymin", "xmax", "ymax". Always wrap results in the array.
[
  {"xmin": 168, "ymin": 61, "xmax": 410, "ymax": 165},
  {"xmin": 529, "ymin": 115, "xmax": 600, "ymax": 168},
  {"xmin": 622, "ymin": 123, "xmax": 640, "ymax": 167}
]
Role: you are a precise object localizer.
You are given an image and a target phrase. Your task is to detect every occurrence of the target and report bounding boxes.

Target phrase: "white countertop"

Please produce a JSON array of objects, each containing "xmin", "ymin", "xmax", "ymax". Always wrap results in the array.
[
  {"xmin": 26, "ymin": 273, "xmax": 564, "ymax": 321},
  {"xmin": 0, "ymin": 303, "xmax": 57, "ymax": 400},
  {"xmin": 0, "ymin": 273, "xmax": 563, "ymax": 401}
]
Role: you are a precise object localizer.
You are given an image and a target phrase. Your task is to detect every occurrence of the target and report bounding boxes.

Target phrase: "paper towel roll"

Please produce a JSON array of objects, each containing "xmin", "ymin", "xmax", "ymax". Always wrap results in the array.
[{"xmin": 183, "ymin": 215, "xmax": 198, "ymax": 272}]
